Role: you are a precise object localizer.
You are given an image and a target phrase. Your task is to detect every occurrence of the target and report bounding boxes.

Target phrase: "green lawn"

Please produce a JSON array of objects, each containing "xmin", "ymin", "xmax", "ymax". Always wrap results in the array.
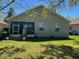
[
  {"xmin": 0, "ymin": 35, "xmax": 79, "ymax": 48},
  {"xmin": 0, "ymin": 35, "xmax": 79, "ymax": 59}
]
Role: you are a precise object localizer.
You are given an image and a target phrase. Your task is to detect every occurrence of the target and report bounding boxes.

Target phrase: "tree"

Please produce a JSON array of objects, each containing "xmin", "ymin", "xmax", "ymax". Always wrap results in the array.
[
  {"xmin": 39, "ymin": 0, "xmax": 79, "ymax": 10},
  {"xmin": 0, "ymin": 0, "xmax": 30, "ymax": 18},
  {"xmin": 0, "ymin": 0, "xmax": 79, "ymax": 17},
  {"xmin": 7, "ymin": 8, "xmax": 14, "ymax": 18},
  {"xmin": 0, "ymin": 0, "xmax": 79, "ymax": 11}
]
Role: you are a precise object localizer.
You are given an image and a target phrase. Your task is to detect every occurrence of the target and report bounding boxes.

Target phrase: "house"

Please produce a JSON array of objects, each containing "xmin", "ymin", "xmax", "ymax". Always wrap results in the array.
[
  {"xmin": 0, "ymin": 21, "xmax": 8, "ymax": 31},
  {"xmin": 5, "ymin": 5, "xmax": 69, "ymax": 38},
  {"xmin": 70, "ymin": 18, "xmax": 79, "ymax": 35}
]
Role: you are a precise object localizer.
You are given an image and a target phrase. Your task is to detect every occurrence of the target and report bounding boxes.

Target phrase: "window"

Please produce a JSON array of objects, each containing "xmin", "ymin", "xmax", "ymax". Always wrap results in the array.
[
  {"xmin": 55, "ymin": 23, "xmax": 60, "ymax": 32},
  {"xmin": 23, "ymin": 23, "xmax": 34, "ymax": 34},
  {"xmin": 39, "ymin": 23, "xmax": 44, "ymax": 31},
  {"xmin": 13, "ymin": 24, "xmax": 20, "ymax": 34},
  {"xmin": 27, "ymin": 24, "xmax": 34, "ymax": 34},
  {"xmin": 39, "ymin": 27, "xmax": 44, "ymax": 31}
]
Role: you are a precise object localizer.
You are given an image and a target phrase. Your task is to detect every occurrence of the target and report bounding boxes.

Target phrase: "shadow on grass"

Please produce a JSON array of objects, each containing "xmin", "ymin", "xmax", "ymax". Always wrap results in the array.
[
  {"xmin": 37, "ymin": 44, "xmax": 79, "ymax": 59},
  {"xmin": 10, "ymin": 37, "xmax": 74, "ymax": 42},
  {"xmin": 0, "ymin": 45, "xmax": 26, "ymax": 57}
]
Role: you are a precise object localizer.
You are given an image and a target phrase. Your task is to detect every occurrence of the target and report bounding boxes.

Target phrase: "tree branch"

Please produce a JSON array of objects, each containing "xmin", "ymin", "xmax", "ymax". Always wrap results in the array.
[
  {"xmin": 50, "ymin": 0, "xmax": 65, "ymax": 8},
  {"xmin": 0, "ymin": 0, "xmax": 15, "ymax": 11}
]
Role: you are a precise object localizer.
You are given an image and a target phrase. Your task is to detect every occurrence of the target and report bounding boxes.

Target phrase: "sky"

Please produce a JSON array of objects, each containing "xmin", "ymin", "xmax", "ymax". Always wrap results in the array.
[
  {"xmin": 0, "ymin": 0, "xmax": 79, "ymax": 20},
  {"xmin": 60, "ymin": 5, "xmax": 79, "ymax": 20}
]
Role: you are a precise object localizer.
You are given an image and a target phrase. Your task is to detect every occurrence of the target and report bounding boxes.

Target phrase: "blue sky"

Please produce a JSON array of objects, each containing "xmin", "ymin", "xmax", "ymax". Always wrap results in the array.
[
  {"xmin": 60, "ymin": 5, "xmax": 79, "ymax": 20},
  {"xmin": 0, "ymin": 0, "xmax": 79, "ymax": 20}
]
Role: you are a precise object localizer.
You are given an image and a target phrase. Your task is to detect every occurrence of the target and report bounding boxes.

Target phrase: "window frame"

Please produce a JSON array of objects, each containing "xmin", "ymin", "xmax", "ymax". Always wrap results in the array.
[
  {"xmin": 12, "ymin": 24, "xmax": 20, "ymax": 35},
  {"xmin": 39, "ymin": 23, "xmax": 44, "ymax": 31},
  {"xmin": 55, "ymin": 23, "xmax": 60, "ymax": 32}
]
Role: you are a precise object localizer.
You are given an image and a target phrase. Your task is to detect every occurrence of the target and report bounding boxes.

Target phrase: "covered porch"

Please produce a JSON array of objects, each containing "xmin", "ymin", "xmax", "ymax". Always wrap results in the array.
[{"xmin": 9, "ymin": 22, "xmax": 35, "ymax": 38}]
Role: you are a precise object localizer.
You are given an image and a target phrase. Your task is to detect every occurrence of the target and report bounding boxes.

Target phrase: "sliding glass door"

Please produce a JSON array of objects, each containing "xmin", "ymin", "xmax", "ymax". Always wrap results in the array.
[
  {"xmin": 24, "ymin": 22, "xmax": 34, "ymax": 34},
  {"xmin": 13, "ymin": 24, "xmax": 20, "ymax": 35}
]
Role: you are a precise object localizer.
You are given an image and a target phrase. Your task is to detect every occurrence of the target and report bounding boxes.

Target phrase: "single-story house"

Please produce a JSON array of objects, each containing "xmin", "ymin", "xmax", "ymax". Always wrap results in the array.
[
  {"xmin": 5, "ymin": 5, "xmax": 69, "ymax": 38},
  {"xmin": 70, "ymin": 18, "xmax": 79, "ymax": 35}
]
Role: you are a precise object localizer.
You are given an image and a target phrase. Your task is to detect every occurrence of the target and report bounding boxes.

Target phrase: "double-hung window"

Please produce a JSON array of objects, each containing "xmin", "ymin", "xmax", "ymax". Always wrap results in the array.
[
  {"xmin": 39, "ymin": 23, "xmax": 44, "ymax": 31},
  {"xmin": 55, "ymin": 23, "xmax": 60, "ymax": 32}
]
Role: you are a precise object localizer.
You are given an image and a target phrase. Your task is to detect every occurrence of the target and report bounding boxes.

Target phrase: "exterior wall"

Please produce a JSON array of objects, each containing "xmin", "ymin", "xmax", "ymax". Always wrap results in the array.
[
  {"xmin": 70, "ymin": 24, "xmax": 79, "ymax": 34},
  {"xmin": 50, "ymin": 15, "xmax": 69, "ymax": 38},
  {"xmin": 8, "ymin": 7, "xmax": 69, "ymax": 38}
]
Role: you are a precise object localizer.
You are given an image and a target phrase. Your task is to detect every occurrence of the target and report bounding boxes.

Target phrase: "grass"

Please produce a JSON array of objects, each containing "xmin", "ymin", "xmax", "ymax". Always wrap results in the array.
[
  {"xmin": 0, "ymin": 35, "xmax": 79, "ymax": 47},
  {"xmin": 0, "ymin": 35, "xmax": 79, "ymax": 59}
]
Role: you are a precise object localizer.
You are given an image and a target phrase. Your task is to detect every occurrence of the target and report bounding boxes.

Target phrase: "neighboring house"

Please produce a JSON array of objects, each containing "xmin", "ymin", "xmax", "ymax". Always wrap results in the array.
[
  {"xmin": 70, "ymin": 18, "xmax": 79, "ymax": 35},
  {"xmin": 0, "ymin": 21, "xmax": 8, "ymax": 31},
  {"xmin": 5, "ymin": 5, "xmax": 69, "ymax": 38}
]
